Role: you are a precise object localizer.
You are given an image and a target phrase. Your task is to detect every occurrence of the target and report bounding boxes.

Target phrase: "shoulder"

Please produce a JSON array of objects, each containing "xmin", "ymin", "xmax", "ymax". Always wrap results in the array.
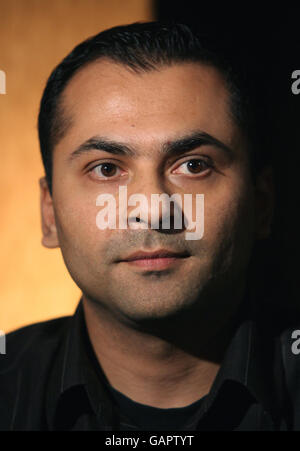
[
  {"xmin": 0, "ymin": 315, "xmax": 72, "ymax": 374},
  {"xmin": 0, "ymin": 315, "xmax": 74, "ymax": 430}
]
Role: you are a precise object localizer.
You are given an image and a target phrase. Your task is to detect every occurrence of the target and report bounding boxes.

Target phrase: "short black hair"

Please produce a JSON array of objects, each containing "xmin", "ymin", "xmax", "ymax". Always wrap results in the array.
[{"xmin": 38, "ymin": 21, "xmax": 270, "ymax": 195}]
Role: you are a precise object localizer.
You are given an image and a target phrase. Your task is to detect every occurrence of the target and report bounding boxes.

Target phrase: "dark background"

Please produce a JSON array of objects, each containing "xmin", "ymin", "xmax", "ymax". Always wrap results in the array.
[{"xmin": 154, "ymin": 1, "xmax": 300, "ymax": 320}]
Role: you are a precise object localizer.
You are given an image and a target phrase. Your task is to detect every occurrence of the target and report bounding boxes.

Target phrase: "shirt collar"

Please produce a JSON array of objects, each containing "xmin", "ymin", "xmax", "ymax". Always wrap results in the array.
[
  {"xmin": 46, "ymin": 295, "xmax": 282, "ymax": 430},
  {"xmin": 203, "ymin": 283, "xmax": 283, "ymax": 428},
  {"xmin": 46, "ymin": 300, "xmax": 119, "ymax": 430},
  {"xmin": 207, "ymin": 316, "xmax": 281, "ymax": 425}
]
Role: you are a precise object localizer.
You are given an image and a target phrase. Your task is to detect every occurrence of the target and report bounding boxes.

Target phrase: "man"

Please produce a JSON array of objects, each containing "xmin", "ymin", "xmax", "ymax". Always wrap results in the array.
[{"xmin": 0, "ymin": 21, "xmax": 298, "ymax": 431}]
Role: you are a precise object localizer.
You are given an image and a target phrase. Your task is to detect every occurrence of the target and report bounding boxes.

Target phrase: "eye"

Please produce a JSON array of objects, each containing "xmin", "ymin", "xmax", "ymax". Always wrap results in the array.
[
  {"xmin": 90, "ymin": 162, "xmax": 122, "ymax": 179},
  {"xmin": 173, "ymin": 158, "xmax": 213, "ymax": 175}
]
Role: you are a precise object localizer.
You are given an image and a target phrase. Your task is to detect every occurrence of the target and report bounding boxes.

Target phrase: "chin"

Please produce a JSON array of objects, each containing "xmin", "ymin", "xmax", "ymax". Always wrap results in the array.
[{"xmin": 113, "ymin": 291, "xmax": 199, "ymax": 324}]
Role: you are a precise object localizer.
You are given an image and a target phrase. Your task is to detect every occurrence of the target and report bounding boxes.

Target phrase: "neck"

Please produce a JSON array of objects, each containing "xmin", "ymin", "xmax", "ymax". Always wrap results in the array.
[{"xmin": 82, "ymin": 286, "xmax": 245, "ymax": 409}]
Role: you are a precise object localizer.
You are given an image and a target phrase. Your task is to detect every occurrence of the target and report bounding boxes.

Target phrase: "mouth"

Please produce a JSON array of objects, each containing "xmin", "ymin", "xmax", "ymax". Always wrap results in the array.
[{"xmin": 117, "ymin": 249, "xmax": 190, "ymax": 270}]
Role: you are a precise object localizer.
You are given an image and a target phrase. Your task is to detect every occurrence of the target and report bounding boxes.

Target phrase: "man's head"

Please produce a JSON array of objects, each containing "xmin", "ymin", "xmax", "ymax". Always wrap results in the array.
[
  {"xmin": 38, "ymin": 22, "xmax": 273, "ymax": 328},
  {"xmin": 38, "ymin": 22, "xmax": 270, "ymax": 196}
]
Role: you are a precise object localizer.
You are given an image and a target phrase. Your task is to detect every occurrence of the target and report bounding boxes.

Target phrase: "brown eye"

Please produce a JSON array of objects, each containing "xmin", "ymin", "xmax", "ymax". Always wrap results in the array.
[
  {"xmin": 100, "ymin": 163, "xmax": 117, "ymax": 176},
  {"xmin": 93, "ymin": 163, "xmax": 119, "ymax": 178},
  {"xmin": 173, "ymin": 158, "xmax": 212, "ymax": 175},
  {"xmin": 186, "ymin": 160, "xmax": 208, "ymax": 173}
]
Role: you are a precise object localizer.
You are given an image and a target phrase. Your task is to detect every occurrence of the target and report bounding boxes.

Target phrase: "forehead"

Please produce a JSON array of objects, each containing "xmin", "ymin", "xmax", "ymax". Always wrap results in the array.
[{"xmin": 56, "ymin": 59, "xmax": 239, "ymax": 153}]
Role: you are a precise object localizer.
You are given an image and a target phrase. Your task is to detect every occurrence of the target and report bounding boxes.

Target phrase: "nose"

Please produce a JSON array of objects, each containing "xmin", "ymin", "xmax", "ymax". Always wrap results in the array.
[{"xmin": 125, "ymin": 170, "xmax": 186, "ymax": 235}]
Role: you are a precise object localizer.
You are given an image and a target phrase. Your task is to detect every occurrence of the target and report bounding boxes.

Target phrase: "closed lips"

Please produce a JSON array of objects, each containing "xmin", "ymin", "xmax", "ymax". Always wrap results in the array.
[{"xmin": 121, "ymin": 250, "xmax": 190, "ymax": 261}]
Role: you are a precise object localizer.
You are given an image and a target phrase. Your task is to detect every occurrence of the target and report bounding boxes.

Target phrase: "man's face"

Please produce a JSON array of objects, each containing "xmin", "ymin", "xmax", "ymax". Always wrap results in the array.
[{"xmin": 41, "ymin": 60, "xmax": 260, "ymax": 324}]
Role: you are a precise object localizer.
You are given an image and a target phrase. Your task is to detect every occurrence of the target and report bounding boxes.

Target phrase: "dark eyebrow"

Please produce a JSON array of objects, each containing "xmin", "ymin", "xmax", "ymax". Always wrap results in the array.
[
  {"xmin": 68, "ymin": 131, "xmax": 233, "ymax": 162},
  {"xmin": 162, "ymin": 131, "xmax": 233, "ymax": 158},
  {"xmin": 68, "ymin": 137, "xmax": 135, "ymax": 161}
]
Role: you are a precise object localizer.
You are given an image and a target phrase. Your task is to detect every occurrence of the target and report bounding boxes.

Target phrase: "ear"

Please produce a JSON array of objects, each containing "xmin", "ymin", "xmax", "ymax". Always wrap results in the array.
[
  {"xmin": 254, "ymin": 165, "xmax": 275, "ymax": 240},
  {"xmin": 39, "ymin": 177, "xmax": 59, "ymax": 248}
]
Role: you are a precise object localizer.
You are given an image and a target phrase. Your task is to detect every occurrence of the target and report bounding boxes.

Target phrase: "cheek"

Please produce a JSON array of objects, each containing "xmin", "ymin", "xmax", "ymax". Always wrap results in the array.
[
  {"xmin": 202, "ymin": 179, "xmax": 255, "ymax": 249},
  {"xmin": 53, "ymin": 190, "xmax": 112, "ymax": 260}
]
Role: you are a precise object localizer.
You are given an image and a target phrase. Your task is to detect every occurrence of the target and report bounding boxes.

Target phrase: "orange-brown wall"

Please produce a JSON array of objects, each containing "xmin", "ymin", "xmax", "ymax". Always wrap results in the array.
[{"xmin": 0, "ymin": 0, "xmax": 152, "ymax": 333}]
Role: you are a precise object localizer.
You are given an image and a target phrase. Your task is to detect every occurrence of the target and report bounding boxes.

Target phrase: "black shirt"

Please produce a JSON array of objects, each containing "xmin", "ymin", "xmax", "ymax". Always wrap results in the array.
[
  {"xmin": 107, "ymin": 384, "xmax": 206, "ymax": 430},
  {"xmin": 0, "ymin": 297, "xmax": 298, "ymax": 431}
]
